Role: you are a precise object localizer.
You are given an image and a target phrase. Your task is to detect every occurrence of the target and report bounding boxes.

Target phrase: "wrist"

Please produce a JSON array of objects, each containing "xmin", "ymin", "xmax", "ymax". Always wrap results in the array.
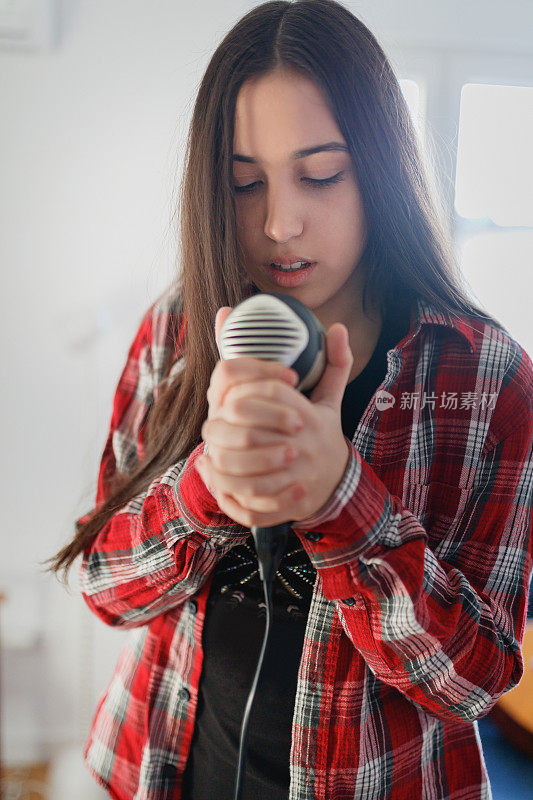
[
  {"xmin": 333, "ymin": 435, "xmax": 352, "ymax": 489},
  {"xmin": 293, "ymin": 437, "xmax": 352, "ymax": 525}
]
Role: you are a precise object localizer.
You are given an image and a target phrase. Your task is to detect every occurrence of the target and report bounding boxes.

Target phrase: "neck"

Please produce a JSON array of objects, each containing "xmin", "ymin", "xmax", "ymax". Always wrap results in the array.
[
  {"xmin": 312, "ymin": 288, "xmax": 383, "ymax": 383},
  {"xmin": 346, "ymin": 304, "xmax": 383, "ymax": 382}
]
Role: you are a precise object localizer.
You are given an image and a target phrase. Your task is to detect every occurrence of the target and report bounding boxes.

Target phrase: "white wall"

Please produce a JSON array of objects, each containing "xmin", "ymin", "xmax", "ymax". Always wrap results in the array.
[{"xmin": 1, "ymin": 0, "xmax": 532, "ymax": 769}]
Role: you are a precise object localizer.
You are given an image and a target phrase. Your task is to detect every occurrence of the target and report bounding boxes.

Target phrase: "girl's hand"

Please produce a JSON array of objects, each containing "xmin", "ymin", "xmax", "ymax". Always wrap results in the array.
[{"xmin": 196, "ymin": 307, "xmax": 354, "ymax": 528}]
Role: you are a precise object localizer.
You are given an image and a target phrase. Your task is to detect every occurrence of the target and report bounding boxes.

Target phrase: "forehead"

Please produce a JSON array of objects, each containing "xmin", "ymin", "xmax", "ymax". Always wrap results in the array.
[{"xmin": 233, "ymin": 69, "xmax": 346, "ymax": 165}]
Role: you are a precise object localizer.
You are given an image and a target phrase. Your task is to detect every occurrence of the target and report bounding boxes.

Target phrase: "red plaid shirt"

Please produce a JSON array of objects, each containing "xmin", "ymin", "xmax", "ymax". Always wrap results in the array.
[{"xmin": 79, "ymin": 281, "xmax": 533, "ymax": 800}]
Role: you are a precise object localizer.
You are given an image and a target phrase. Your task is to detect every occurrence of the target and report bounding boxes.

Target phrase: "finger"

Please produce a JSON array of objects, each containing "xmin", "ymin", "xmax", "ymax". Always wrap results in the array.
[
  {"xmin": 215, "ymin": 307, "xmax": 233, "ymax": 355},
  {"xmin": 217, "ymin": 481, "xmax": 306, "ymax": 522},
  {"xmin": 235, "ymin": 478, "xmax": 306, "ymax": 513},
  {"xmin": 202, "ymin": 417, "xmax": 296, "ymax": 449},
  {"xmin": 207, "ymin": 440, "xmax": 298, "ymax": 477},
  {"xmin": 197, "ymin": 455, "xmax": 302, "ymax": 502},
  {"xmin": 207, "ymin": 357, "xmax": 298, "ymax": 417},
  {"xmin": 216, "ymin": 395, "xmax": 303, "ymax": 435},
  {"xmin": 222, "ymin": 377, "xmax": 307, "ymax": 415},
  {"xmin": 309, "ymin": 323, "xmax": 353, "ymax": 408}
]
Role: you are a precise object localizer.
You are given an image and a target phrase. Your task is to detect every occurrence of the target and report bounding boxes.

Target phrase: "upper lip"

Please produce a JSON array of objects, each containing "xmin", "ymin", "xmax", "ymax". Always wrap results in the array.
[{"xmin": 267, "ymin": 255, "xmax": 315, "ymax": 265}]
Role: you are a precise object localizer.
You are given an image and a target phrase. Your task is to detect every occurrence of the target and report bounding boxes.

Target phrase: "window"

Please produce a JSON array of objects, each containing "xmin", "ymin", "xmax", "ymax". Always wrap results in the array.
[
  {"xmin": 400, "ymin": 78, "xmax": 424, "ymax": 143},
  {"xmin": 454, "ymin": 83, "xmax": 533, "ymax": 351},
  {"xmin": 455, "ymin": 84, "xmax": 533, "ymax": 226}
]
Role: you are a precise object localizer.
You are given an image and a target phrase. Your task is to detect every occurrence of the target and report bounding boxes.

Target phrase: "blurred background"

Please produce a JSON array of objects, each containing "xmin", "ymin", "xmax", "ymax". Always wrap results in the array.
[{"xmin": 1, "ymin": 1, "xmax": 532, "ymax": 797}]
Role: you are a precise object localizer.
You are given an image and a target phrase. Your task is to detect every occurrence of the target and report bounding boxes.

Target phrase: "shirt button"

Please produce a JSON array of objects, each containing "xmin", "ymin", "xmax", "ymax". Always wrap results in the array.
[
  {"xmin": 304, "ymin": 531, "xmax": 323, "ymax": 542},
  {"xmin": 179, "ymin": 687, "xmax": 190, "ymax": 702},
  {"xmin": 162, "ymin": 763, "xmax": 175, "ymax": 778},
  {"xmin": 187, "ymin": 600, "xmax": 197, "ymax": 614},
  {"xmin": 341, "ymin": 597, "xmax": 356, "ymax": 606}
]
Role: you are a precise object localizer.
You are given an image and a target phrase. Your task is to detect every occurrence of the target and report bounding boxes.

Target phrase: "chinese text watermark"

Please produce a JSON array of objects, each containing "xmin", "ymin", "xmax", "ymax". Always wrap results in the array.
[{"xmin": 375, "ymin": 390, "xmax": 498, "ymax": 412}]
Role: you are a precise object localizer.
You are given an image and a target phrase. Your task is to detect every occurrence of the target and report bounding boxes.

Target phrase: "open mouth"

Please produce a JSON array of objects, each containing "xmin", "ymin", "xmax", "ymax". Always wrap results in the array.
[
  {"xmin": 270, "ymin": 262, "xmax": 313, "ymax": 272},
  {"xmin": 265, "ymin": 262, "xmax": 317, "ymax": 286}
]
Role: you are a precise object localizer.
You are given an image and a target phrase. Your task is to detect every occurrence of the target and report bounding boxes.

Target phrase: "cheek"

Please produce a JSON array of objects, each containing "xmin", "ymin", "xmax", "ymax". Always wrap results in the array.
[
  {"xmin": 321, "ymin": 197, "xmax": 366, "ymax": 246},
  {"xmin": 235, "ymin": 210, "xmax": 256, "ymax": 247},
  {"xmin": 321, "ymin": 190, "xmax": 366, "ymax": 248},
  {"xmin": 236, "ymin": 225, "xmax": 261, "ymax": 276},
  {"xmin": 234, "ymin": 199, "xmax": 263, "ymax": 240}
]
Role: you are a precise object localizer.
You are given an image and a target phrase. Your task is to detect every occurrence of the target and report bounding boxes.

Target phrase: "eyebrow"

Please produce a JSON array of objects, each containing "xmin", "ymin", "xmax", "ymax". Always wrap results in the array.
[{"xmin": 232, "ymin": 141, "xmax": 349, "ymax": 163}]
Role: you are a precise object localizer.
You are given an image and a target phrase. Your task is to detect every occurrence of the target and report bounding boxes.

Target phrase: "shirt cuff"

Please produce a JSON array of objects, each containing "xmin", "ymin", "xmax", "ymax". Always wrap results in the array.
[
  {"xmin": 291, "ymin": 437, "xmax": 405, "ymax": 599},
  {"xmin": 174, "ymin": 442, "xmax": 249, "ymax": 537}
]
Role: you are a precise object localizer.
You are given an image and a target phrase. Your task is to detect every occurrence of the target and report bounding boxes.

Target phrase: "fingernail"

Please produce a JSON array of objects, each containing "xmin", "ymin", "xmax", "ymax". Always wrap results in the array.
[
  {"xmin": 285, "ymin": 445, "xmax": 297, "ymax": 463},
  {"xmin": 282, "ymin": 368, "xmax": 299, "ymax": 386}
]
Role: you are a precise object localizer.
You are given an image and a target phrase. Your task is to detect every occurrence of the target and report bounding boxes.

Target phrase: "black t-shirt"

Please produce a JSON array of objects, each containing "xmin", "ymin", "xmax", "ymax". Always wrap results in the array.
[{"xmin": 181, "ymin": 299, "xmax": 412, "ymax": 799}]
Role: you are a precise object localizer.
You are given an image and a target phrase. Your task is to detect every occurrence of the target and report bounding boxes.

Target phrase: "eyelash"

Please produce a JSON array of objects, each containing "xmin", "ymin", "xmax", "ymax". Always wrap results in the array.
[{"xmin": 233, "ymin": 171, "xmax": 345, "ymax": 194}]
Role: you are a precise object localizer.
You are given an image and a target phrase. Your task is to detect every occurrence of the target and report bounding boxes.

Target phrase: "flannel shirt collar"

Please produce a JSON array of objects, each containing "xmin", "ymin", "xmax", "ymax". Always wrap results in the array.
[{"xmin": 409, "ymin": 295, "xmax": 477, "ymax": 355}]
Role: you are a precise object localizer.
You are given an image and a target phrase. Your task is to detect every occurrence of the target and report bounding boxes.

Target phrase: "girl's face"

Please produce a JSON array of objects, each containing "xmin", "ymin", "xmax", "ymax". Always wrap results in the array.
[{"xmin": 232, "ymin": 68, "xmax": 369, "ymax": 329}]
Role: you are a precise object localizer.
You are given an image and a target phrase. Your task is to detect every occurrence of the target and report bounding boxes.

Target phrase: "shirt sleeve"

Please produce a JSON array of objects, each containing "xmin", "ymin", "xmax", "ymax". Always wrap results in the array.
[
  {"xmin": 292, "ymin": 345, "xmax": 533, "ymax": 724},
  {"xmin": 78, "ymin": 300, "xmax": 249, "ymax": 629}
]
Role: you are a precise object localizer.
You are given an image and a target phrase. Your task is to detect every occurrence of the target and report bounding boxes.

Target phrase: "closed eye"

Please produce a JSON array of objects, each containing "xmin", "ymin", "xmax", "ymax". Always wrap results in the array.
[{"xmin": 233, "ymin": 172, "xmax": 345, "ymax": 194}]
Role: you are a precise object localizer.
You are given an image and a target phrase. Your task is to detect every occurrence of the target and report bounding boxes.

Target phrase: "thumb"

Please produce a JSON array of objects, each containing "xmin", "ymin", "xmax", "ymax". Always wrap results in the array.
[
  {"xmin": 215, "ymin": 307, "xmax": 233, "ymax": 354},
  {"xmin": 309, "ymin": 324, "xmax": 353, "ymax": 408}
]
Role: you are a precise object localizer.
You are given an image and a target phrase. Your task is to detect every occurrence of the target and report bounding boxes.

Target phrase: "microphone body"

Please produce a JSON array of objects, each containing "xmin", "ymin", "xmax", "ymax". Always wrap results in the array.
[{"xmin": 218, "ymin": 292, "xmax": 327, "ymax": 579}]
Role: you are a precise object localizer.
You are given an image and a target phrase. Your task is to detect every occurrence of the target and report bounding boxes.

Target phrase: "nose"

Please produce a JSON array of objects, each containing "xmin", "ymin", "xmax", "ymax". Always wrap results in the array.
[{"xmin": 263, "ymin": 185, "xmax": 304, "ymax": 242}]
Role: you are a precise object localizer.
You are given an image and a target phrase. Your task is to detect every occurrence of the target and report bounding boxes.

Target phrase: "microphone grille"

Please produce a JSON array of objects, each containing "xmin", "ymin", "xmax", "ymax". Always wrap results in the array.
[{"xmin": 219, "ymin": 294, "xmax": 308, "ymax": 365}]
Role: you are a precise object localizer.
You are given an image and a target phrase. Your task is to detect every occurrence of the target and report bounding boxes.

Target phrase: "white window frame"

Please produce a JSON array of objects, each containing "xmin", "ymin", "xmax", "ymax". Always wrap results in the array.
[{"xmin": 386, "ymin": 45, "xmax": 533, "ymax": 251}]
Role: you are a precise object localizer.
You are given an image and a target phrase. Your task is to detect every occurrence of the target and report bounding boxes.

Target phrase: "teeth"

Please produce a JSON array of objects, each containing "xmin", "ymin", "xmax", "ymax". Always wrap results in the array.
[{"xmin": 272, "ymin": 262, "xmax": 310, "ymax": 271}]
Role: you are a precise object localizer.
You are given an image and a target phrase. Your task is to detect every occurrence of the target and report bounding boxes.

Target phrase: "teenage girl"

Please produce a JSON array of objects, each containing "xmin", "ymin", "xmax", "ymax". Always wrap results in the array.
[{"xmin": 47, "ymin": 2, "xmax": 533, "ymax": 799}]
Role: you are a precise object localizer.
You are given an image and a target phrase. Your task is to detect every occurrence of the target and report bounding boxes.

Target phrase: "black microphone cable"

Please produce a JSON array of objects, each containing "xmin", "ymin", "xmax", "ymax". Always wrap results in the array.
[
  {"xmin": 217, "ymin": 292, "xmax": 326, "ymax": 800},
  {"xmin": 233, "ymin": 522, "xmax": 290, "ymax": 800}
]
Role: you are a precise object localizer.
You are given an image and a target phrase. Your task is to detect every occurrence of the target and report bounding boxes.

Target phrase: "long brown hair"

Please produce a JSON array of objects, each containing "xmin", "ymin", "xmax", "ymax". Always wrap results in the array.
[{"xmin": 44, "ymin": 0, "xmax": 506, "ymax": 583}]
